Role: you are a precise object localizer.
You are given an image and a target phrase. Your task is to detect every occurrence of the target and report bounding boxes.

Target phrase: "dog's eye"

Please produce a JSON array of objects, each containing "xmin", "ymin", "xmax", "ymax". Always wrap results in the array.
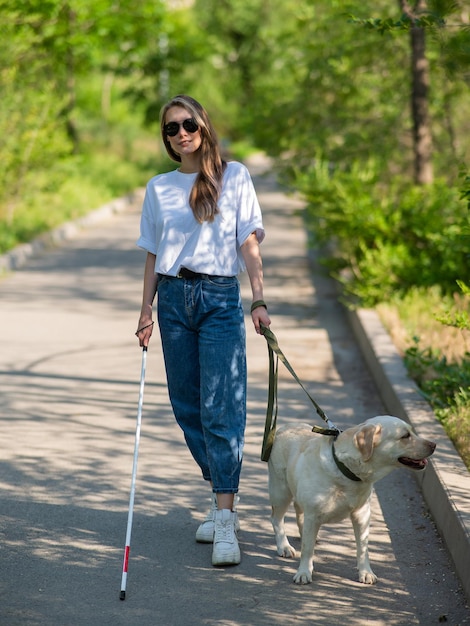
[{"xmin": 401, "ymin": 432, "xmax": 411, "ymax": 439}]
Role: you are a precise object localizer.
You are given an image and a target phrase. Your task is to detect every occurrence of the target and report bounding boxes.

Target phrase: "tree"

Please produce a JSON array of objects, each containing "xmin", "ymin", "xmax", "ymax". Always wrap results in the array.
[
  {"xmin": 192, "ymin": 0, "xmax": 410, "ymax": 162},
  {"xmin": 400, "ymin": 0, "xmax": 434, "ymax": 183},
  {"xmin": 0, "ymin": 0, "xmax": 167, "ymax": 219}
]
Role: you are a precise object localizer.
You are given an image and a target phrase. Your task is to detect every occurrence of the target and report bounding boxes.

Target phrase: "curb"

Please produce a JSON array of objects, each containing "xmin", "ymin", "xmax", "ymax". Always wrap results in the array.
[
  {"xmin": 347, "ymin": 307, "xmax": 470, "ymax": 602},
  {"xmin": 0, "ymin": 190, "xmax": 144, "ymax": 273}
]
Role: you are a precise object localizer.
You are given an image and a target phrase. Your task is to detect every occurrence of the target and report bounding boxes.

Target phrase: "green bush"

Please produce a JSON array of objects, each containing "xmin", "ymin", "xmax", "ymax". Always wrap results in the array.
[
  {"xmin": 296, "ymin": 158, "xmax": 468, "ymax": 307},
  {"xmin": 297, "ymin": 157, "xmax": 470, "ymax": 467}
]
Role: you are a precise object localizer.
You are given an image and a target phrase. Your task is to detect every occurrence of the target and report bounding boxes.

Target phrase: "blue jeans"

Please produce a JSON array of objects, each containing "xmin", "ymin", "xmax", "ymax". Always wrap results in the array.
[{"xmin": 157, "ymin": 275, "xmax": 246, "ymax": 494}]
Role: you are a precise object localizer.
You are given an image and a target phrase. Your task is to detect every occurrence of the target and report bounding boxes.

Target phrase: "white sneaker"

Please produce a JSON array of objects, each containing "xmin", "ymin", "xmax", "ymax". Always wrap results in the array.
[
  {"xmin": 212, "ymin": 509, "xmax": 241, "ymax": 566},
  {"xmin": 195, "ymin": 493, "xmax": 217, "ymax": 543},
  {"xmin": 195, "ymin": 494, "xmax": 240, "ymax": 543}
]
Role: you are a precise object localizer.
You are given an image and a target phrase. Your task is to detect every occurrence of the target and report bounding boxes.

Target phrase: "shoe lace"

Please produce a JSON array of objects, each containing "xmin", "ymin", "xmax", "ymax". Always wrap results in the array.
[{"xmin": 214, "ymin": 519, "xmax": 235, "ymax": 543}]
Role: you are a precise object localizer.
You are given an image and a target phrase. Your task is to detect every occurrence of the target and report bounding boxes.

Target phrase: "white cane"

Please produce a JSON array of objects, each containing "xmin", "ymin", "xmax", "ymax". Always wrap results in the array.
[{"xmin": 120, "ymin": 346, "xmax": 147, "ymax": 601}]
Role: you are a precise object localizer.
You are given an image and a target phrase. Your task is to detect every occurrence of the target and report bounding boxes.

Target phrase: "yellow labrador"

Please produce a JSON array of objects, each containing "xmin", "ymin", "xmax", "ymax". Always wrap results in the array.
[{"xmin": 268, "ymin": 415, "xmax": 436, "ymax": 585}]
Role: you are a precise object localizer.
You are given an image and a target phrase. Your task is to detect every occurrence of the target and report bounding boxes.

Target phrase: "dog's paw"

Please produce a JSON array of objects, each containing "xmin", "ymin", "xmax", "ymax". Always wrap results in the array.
[
  {"xmin": 278, "ymin": 546, "xmax": 296, "ymax": 559},
  {"xmin": 293, "ymin": 568, "xmax": 313, "ymax": 585},
  {"xmin": 358, "ymin": 569, "xmax": 378, "ymax": 585},
  {"xmin": 276, "ymin": 541, "xmax": 296, "ymax": 558}
]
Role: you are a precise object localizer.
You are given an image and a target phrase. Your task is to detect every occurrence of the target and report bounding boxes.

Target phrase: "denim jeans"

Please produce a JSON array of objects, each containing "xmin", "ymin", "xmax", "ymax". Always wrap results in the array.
[{"xmin": 157, "ymin": 275, "xmax": 246, "ymax": 494}]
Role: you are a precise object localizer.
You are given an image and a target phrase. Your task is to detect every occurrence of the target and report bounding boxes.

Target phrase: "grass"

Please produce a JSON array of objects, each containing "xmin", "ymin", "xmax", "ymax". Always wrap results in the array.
[{"xmin": 377, "ymin": 286, "xmax": 470, "ymax": 470}]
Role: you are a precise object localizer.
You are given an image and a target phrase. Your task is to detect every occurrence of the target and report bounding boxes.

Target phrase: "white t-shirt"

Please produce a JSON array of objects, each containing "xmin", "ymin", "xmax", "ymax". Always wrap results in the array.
[{"xmin": 136, "ymin": 161, "xmax": 265, "ymax": 276}]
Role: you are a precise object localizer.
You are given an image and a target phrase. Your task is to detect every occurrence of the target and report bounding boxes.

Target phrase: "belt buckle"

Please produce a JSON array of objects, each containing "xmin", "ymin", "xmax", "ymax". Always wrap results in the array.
[{"xmin": 178, "ymin": 267, "xmax": 198, "ymax": 279}]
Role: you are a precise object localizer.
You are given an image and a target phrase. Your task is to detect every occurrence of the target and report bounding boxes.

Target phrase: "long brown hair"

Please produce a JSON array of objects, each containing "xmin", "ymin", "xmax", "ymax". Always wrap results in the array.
[{"xmin": 160, "ymin": 95, "xmax": 226, "ymax": 223}]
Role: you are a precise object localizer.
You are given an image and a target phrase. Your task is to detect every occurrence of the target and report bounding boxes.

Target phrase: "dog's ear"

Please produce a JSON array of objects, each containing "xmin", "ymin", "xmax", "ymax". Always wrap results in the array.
[{"xmin": 354, "ymin": 424, "xmax": 382, "ymax": 461}]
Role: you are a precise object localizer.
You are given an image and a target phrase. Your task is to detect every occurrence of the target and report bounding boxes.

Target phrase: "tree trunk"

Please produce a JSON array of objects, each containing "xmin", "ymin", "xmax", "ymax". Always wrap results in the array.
[
  {"xmin": 400, "ymin": 0, "xmax": 434, "ymax": 184},
  {"xmin": 62, "ymin": 3, "xmax": 80, "ymax": 154}
]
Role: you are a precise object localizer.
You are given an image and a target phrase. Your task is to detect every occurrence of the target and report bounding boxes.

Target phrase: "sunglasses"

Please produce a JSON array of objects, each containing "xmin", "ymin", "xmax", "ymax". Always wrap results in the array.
[{"xmin": 164, "ymin": 118, "xmax": 199, "ymax": 137}]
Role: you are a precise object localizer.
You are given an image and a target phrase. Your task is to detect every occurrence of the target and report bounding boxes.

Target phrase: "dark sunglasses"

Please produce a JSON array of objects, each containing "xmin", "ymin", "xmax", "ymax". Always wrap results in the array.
[{"xmin": 164, "ymin": 118, "xmax": 199, "ymax": 137}]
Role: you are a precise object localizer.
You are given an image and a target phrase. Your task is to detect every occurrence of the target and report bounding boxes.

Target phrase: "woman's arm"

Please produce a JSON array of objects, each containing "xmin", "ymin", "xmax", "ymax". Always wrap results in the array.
[
  {"xmin": 240, "ymin": 233, "xmax": 271, "ymax": 334},
  {"xmin": 136, "ymin": 252, "xmax": 158, "ymax": 347}
]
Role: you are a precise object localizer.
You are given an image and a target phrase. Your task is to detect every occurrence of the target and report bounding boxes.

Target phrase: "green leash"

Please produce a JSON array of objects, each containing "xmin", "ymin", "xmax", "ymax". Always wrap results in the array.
[{"xmin": 260, "ymin": 324, "xmax": 340, "ymax": 462}]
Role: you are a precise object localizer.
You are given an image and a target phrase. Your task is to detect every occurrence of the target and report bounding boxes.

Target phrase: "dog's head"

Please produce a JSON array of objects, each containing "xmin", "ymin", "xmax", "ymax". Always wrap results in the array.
[{"xmin": 336, "ymin": 415, "xmax": 436, "ymax": 482}]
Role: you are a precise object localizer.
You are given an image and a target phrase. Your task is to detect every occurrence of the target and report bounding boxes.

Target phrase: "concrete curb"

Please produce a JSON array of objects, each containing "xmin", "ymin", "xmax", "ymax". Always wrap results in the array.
[
  {"xmin": 0, "ymin": 190, "xmax": 144, "ymax": 273},
  {"xmin": 347, "ymin": 307, "xmax": 470, "ymax": 602}
]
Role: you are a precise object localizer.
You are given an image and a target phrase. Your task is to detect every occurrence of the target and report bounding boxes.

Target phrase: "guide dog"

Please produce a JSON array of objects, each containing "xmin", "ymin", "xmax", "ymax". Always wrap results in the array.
[{"xmin": 268, "ymin": 415, "xmax": 436, "ymax": 584}]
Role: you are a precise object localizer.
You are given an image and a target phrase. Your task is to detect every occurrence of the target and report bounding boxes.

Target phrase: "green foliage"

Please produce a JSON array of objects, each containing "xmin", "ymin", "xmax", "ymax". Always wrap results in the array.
[
  {"xmin": 404, "ymin": 338, "xmax": 470, "ymax": 469},
  {"xmin": 1, "ymin": 0, "xmax": 470, "ymax": 260},
  {"xmin": 296, "ymin": 159, "xmax": 468, "ymax": 307},
  {"xmin": 405, "ymin": 340, "xmax": 470, "ymax": 409},
  {"xmin": 0, "ymin": 2, "xmax": 70, "ymax": 214},
  {"xmin": 348, "ymin": 7, "xmax": 450, "ymax": 33},
  {"xmin": 123, "ymin": 6, "xmax": 213, "ymax": 127},
  {"xmin": 254, "ymin": 1, "xmax": 412, "ymax": 167},
  {"xmin": 190, "ymin": 0, "xmax": 300, "ymax": 140},
  {"xmin": 0, "ymin": 0, "xmax": 168, "ymax": 251},
  {"xmin": 380, "ymin": 286, "xmax": 470, "ymax": 468},
  {"xmin": 459, "ymin": 166, "xmax": 470, "ymax": 210},
  {"xmin": 402, "ymin": 274, "xmax": 470, "ymax": 469},
  {"xmin": 347, "ymin": 1, "xmax": 470, "ymax": 171},
  {"xmin": 435, "ymin": 281, "xmax": 470, "ymax": 330}
]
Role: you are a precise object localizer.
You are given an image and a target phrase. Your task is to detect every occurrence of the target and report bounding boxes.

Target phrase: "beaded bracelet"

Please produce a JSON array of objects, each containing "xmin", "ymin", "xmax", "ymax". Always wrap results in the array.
[{"xmin": 251, "ymin": 300, "xmax": 267, "ymax": 313}]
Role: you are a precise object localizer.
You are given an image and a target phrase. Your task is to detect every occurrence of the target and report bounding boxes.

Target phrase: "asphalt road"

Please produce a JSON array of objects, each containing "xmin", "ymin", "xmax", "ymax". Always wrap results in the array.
[{"xmin": 0, "ymin": 158, "xmax": 469, "ymax": 625}]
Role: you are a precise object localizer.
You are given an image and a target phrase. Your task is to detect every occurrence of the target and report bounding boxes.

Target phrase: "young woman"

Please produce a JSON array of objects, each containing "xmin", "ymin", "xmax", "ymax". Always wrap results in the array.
[{"xmin": 135, "ymin": 95, "xmax": 270, "ymax": 566}]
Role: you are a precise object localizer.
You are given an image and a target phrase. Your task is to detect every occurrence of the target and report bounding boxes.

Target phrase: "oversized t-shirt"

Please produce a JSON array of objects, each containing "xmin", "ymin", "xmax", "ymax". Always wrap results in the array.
[{"xmin": 136, "ymin": 161, "xmax": 265, "ymax": 276}]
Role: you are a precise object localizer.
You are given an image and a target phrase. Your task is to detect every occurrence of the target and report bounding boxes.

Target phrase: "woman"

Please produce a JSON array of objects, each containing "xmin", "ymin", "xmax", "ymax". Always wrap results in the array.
[{"xmin": 135, "ymin": 94, "xmax": 270, "ymax": 567}]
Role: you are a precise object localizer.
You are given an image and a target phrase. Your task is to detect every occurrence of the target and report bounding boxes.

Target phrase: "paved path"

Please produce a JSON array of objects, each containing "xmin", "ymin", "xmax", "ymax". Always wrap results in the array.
[{"xmin": 0, "ymin": 161, "xmax": 468, "ymax": 625}]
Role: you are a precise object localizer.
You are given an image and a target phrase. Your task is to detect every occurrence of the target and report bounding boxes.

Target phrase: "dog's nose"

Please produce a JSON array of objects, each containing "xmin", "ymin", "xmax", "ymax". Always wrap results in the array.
[{"xmin": 428, "ymin": 440, "xmax": 437, "ymax": 454}]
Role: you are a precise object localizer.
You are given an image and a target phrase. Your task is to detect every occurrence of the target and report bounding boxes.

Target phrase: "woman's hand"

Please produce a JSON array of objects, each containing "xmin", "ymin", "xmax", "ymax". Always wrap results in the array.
[
  {"xmin": 251, "ymin": 304, "xmax": 271, "ymax": 335},
  {"xmin": 135, "ymin": 317, "xmax": 154, "ymax": 347}
]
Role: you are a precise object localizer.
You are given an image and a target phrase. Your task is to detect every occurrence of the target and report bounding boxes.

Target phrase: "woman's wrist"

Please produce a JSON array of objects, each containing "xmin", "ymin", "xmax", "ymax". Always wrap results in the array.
[
  {"xmin": 140, "ymin": 303, "xmax": 153, "ymax": 317},
  {"xmin": 135, "ymin": 320, "xmax": 154, "ymax": 337},
  {"xmin": 251, "ymin": 299, "xmax": 267, "ymax": 313}
]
